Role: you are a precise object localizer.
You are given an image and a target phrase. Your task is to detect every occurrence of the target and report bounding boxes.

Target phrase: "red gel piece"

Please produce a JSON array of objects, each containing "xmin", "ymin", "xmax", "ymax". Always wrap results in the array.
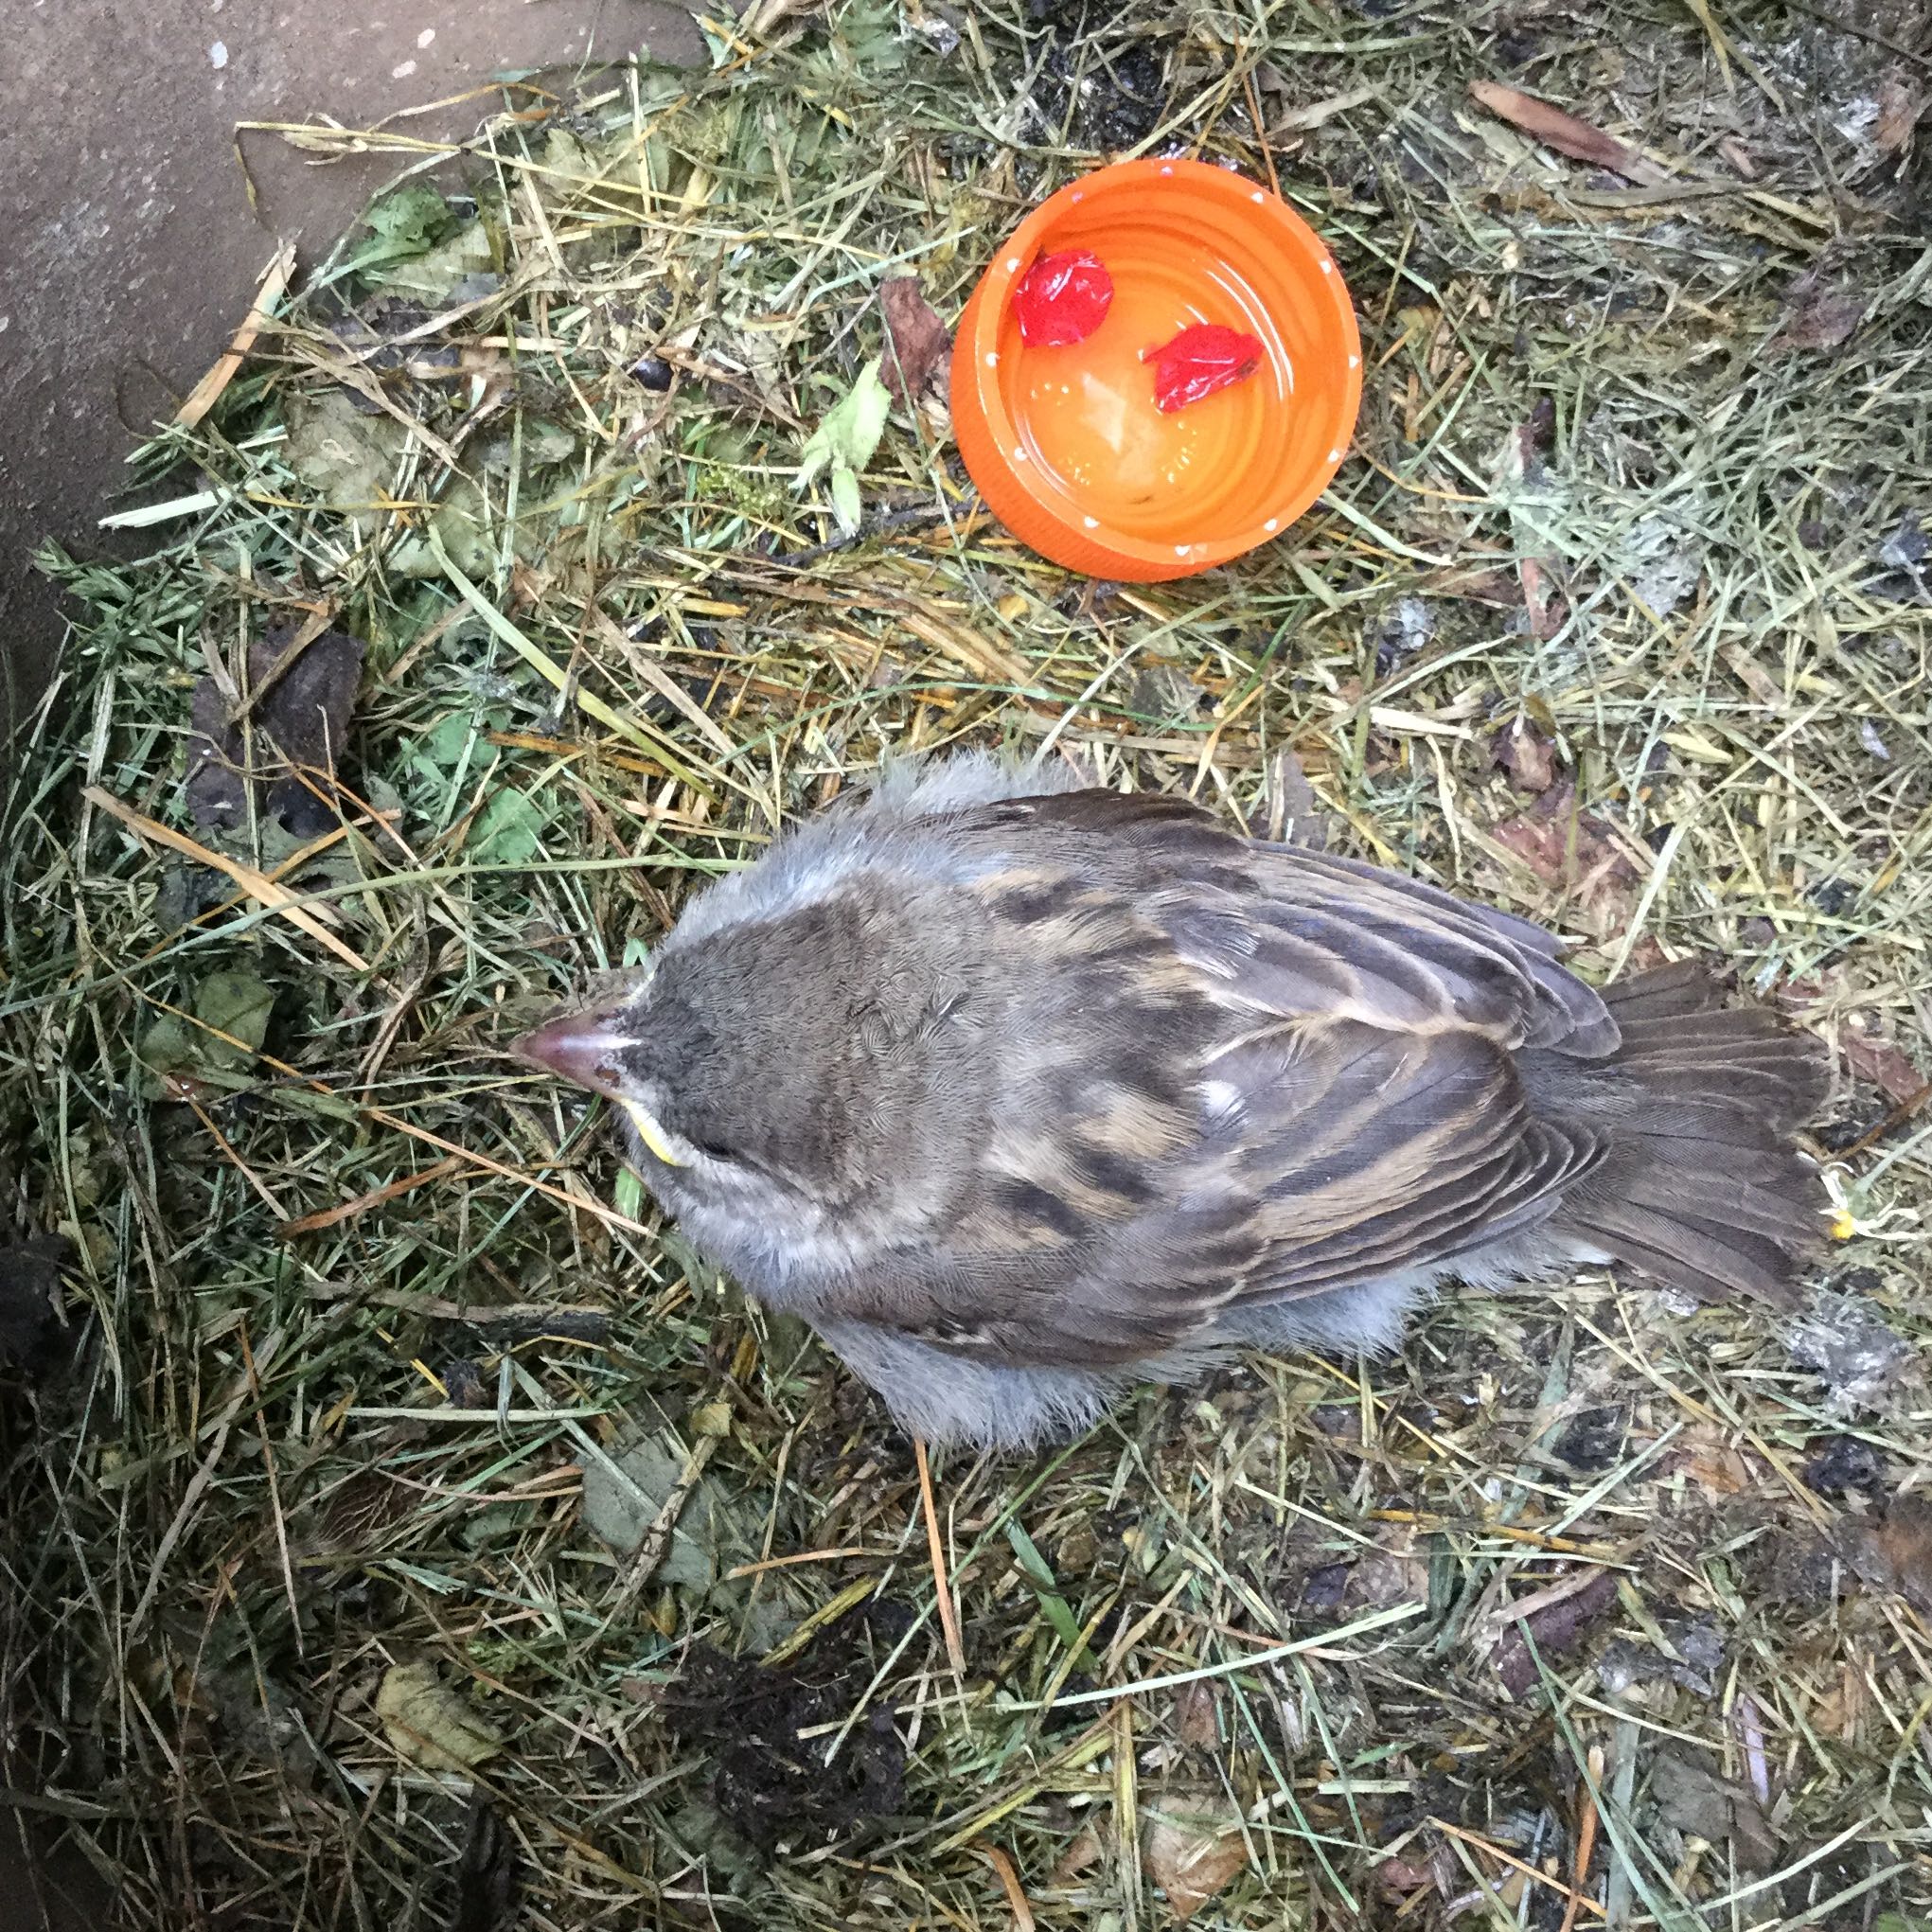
[
  {"xmin": 1146, "ymin": 323, "xmax": 1266, "ymax": 412},
  {"xmin": 1013, "ymin": 250, "xmax": 1114, "ymax": 346}
]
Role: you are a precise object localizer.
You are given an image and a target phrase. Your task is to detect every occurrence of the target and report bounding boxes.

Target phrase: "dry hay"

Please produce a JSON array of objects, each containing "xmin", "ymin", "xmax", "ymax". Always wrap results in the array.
[{"xmin": 3, "ymin": 1, "xmax": 1930, "ymax": 1926}]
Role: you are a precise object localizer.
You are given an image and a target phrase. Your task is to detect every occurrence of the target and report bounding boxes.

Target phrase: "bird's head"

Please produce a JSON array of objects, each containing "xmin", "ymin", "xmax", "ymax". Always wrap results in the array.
[{"xmin": 511, "ymin": 884, "xmax": 986, "ymax": 1276}]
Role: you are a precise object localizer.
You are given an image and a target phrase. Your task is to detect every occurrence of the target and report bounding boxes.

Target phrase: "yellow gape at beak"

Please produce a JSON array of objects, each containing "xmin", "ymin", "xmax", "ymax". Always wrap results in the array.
[
  {"xmin": 621, "ymin": 1099, "xmax": 686, "ymax": 1168},
  {"xmin": 512, "ymin": 1011, "xmax": 687, "ymax": 1168}
]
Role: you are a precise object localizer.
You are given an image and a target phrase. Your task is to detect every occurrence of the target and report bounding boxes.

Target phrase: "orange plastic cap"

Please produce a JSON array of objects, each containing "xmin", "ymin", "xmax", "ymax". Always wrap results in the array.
[{"xmin": 950, "ymin": 158, "xmax": 1361, "ymax": 582}]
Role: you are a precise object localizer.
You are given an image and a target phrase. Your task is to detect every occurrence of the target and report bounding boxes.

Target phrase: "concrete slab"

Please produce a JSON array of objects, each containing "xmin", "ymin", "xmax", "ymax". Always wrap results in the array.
[{"xmin": 0, "ymin": 0, "xmax": 704, "ymax": 743}]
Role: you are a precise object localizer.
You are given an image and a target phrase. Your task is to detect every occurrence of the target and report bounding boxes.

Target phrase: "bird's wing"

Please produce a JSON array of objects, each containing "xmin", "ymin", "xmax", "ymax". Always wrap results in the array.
[
  {"xmin": 823, "ymin": 787, "xmax": 1615, "ymax": 1367},
  {"xmin": 950, "ymin": 787, "xmax": 1620, "ymax": 1053}
]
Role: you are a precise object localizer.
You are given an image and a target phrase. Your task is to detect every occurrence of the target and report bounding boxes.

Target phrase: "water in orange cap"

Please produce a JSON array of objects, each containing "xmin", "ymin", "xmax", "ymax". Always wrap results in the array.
[{"xmin": 951, "ymin": 158, "xmax": 1362, "ymax": 582}]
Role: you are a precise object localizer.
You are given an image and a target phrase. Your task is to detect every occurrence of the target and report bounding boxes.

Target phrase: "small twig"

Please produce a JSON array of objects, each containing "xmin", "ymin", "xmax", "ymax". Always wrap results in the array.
[
  {"xmin": 185, "ymin": 1092, "xmax": 290, "ymax": 1219},
  {"xmin": 176, "ymin": 243, "xmax": 297, "ymax": 430},
  {"xmin": 981, "ymin": 1842, "xmax": 1038, "ymax": 1931},
  {"xmin": 916, "ymin": 1438, "xmax": 966, "ymax": 1675},
  {"xmin": 1836, "ymin": 1078, "xmax": 1932, "ymax": 1160},
  {"xmin": 305, "ymin": 1279, "xmax": 614, "ymax": 1331},
  {"xmin": 278, "ymin": 1158, "xmax": 462, "ymax": 1237},
  {"xmin": 774, "ymin": 502, "xmax": 955, "ymax": 568},
  {"xmin": 601, "ymin": 1433, "xmax": 721, "ymax": 1623},
  {"xmin": 1428, "ymin": 1817, "xmax": 1605, "ymax": 1923},
  {"xmin": 1558, "ymin": 1747, "xmax": 1604, "ymax": 1932},
  {"xmin": 1240, "ymin": 66, "xmax": 1282, "ymax": 202},
  {"xmin": 361, "ymin": 1104, "xmax": 652, "ymax": 1237},
  {"xmin": 724, "ymin": 1547, "xmax": 873, "ymax": 1580}
]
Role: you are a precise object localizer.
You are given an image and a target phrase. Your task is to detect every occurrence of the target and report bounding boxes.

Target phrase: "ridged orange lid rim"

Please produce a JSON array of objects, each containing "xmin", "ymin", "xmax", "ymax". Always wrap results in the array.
[{"xmin": 950, "ymin": 157, "xmax": 1362, "ymax": 582}]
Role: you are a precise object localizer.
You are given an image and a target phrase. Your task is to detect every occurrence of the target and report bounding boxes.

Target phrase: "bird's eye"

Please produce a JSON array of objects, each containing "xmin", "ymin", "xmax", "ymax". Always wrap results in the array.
[{"xmin": 688, "ymin": 1137, "xmax": 735, "ymax": 1163}]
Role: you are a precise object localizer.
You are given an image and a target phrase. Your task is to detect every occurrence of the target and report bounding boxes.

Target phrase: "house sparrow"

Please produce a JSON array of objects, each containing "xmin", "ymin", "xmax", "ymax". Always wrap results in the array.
[{"xmin": 516, "ymin": 754, "xmax": 1828, "ymax": 1448}]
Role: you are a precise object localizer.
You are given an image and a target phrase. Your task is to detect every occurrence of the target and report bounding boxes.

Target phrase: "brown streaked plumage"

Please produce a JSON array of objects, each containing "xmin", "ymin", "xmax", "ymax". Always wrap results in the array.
[{"xmin": 515, "ymin": 754, "xmax": 1830, "ymax": 1447}]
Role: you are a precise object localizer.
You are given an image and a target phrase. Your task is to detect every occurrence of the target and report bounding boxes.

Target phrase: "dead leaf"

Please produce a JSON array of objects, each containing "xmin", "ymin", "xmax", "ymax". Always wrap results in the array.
[
  {"xmin": 1491, "ymin": 784, "xmax": 1642, "ymax": 937},
  {"xmin": 1836, "ymin": 1495, "xmax": 1932, "ymax": 1613},
  {"xmin": 1722, "ymin": 643, "xmax": 1785, "ymax": 711},
  {"xmin": 0, "ymin": 1233, "xmax": 75, "ymax": 1379},
  {"xmin": 1346, "ymin": 1524, "xmax": 1429, "ymax": 1610},
  {"xmin": 186, "ymin": 620, "xmax": 366, "ymax": 837},
  {"xmin": 1143, "ymin": 1799, "xmax": 1248, "ymax": 1923},
  {"xmin": 1765, "ymin": 286, "xmax": 1867, "ymax": 357},
  {"xmin": 184, "ymin": 677, "xmax": 250, "ymax": 830},
  {"xmin": 1492, "ymin": 717, "xmax": 1559, "ymax": 794},
  {"xmin": 1051, "ymin": 1825, "xmax": 1105, "ymax": 1882},
  {"xmin": 1813, "ymin": 1659, "xmax": 1870, "ymax": 1742},
  {"xmin": 1874, "ymin": 73, "xmax": 1922, "ymax": 156},
  {"xmin": 1172, "ymin": 1678, "xmax": 1222, "ymax": 1749},
  {"xmin": 375, "ymin": 1661, "xmax": 503, "ymax": 1774},
  {"xmin": 1378, "ymin": 1846, "xmax": 1454, "ymax": 1896},
  {"xmin": 739, "ymin": 0, "xmax": 820, "ymax": 33},
  {"xmin": 1873, "ymin": 1498, "xmax": 1932, "ymax": 1604},
  {"xmin": 1491, "ymin": 1569, "xmax": 1619, "ymax": 1696},
  {"xmin": 450, "ymin": 1795, "xmax": 521, "ymax": 1932},
  {"xmin": 1840, "ymin": 1025, "xmax": 1924, "ymax": 1105},
  {"xmin": 283, "ymin": 387, "xmax": 410, "ymax": 529},
  {"xmin": 1647, "ymin": 1747, "xmax": 1779, "ymax": 1869},
  {"xmin": 1518, "ymin": 554, "xmax": 1564, "ymax": 640},
  {"xmin": 878, "ymin": 276, "xmax": 951, "ymax": 408},
  {"xmin": 1260, "ymin": 745, "xmax": 1334, "ymax": 850},
  {"xmin": 1419, "ymin": 563, "xmax": 1520, "ymax": 607},
  {"xmin": 1668, "ymin": 1421, "xmax": 1758, "ymax": 1498},
  {"xmin": 1468, "ymin": 80, "xmax": 1664, "ymax": 183}
]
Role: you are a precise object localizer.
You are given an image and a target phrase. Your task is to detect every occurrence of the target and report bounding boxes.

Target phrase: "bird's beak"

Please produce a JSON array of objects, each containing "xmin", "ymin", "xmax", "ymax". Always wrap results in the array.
[
  {"xmin": 511, "ymin": 1009, "xmax": 687, "ymax": 1168},
  {"xmin": 511, "ymin": 1009, "xmax": 632, "ymax": 1098}
]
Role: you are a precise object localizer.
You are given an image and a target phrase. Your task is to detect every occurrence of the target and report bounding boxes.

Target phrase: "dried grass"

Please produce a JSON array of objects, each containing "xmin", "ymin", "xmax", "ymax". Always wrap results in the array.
[{"xmin": 4, "ymin": 1, "xmax": 1930, "ymax": 1925}]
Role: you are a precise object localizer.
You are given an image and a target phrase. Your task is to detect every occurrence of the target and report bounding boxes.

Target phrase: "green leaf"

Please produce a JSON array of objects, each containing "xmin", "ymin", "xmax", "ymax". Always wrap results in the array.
[
  {"xmin": 829, "ymin": 463, "xmax": 863, "ymax": 535},
  {"xmin": 328, "ymin": 185, "xmax": 461, "ymax": 289},
  {"xmin": 194, "ymin": 971, "xmax": 275, "ymax": 1070},
  {"xmin": 1005, "ymin": 1521, "xmax": 1092, "ymax": 1662},
  {"xmin": 135, "ymin": 1015, "xmax": 197, "ymax": 1088},
  {"xmin": 614, "ymin": 1167, "xmax": 646, "ymax": 1222},
  {"xmin": 362, "ymin": 184, "xmax": 453, "ymax": 256},
  {"xmin": 470, "ymin": 787, "xmax": 544, "ymax": 865},
  {"xmin": 418, "ymin": 712, "xmax": 475, "ymax": 771},
  {"xmin": 797, "ymin": 358, "xmax": 891, "ymax": 491},
  {"xmin": 136, "ymin": 969, "xmax": 275, "ymax": 1096},
  {"xmin": 1006, "ymin": 1520, "xmax": 1057, "ymax": 1591}
]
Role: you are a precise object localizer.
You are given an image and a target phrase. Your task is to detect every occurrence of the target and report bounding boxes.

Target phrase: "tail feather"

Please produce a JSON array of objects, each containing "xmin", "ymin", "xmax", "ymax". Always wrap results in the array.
[
  {"xmin": 1528, "ymin": 964, "xmax": 1830, "ymax": 1305},
  {"xmin": 1567, "ymin": 1204, "xmax": 1800, "ymax": 1303}
]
